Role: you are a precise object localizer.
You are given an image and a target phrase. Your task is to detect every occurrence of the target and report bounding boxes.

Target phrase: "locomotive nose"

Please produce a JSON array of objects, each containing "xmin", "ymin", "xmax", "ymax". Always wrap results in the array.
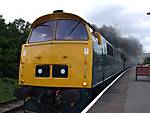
[{"xmin": 19, "ymin": 42, "xmax": 90, "ymax": 88}]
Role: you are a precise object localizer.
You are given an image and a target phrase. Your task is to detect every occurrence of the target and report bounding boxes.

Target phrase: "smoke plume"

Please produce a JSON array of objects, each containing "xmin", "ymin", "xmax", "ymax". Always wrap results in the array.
[{"xmin": 92, "ymin": 24, "xmax": 143, "ymax": 63}]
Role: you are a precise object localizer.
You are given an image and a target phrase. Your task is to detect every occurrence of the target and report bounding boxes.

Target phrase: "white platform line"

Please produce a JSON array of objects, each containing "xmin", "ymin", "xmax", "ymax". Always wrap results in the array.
[{"xmin": 81, "ymin": 70, "xmax": 128, "ymax": 113}]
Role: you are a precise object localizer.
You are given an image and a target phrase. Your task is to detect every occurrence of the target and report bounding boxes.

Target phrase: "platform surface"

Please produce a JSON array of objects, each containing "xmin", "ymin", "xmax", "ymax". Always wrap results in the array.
[{"xmin": 88, "ymin": 67, "xmax": 150, "ymax": 113}]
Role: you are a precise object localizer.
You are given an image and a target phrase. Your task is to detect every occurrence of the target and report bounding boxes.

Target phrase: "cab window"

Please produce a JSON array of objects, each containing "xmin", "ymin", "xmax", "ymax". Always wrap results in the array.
[
  {"xmin": 107, "ymin": 44, "xmax": 113, "ymax": 56},
  {"xmin": 92, "ymin": 33, "xmax": 102, "ymax": 55},
  {"xmin": 56, "ymin": 19, "xmax": 88, "ymax": 40}
]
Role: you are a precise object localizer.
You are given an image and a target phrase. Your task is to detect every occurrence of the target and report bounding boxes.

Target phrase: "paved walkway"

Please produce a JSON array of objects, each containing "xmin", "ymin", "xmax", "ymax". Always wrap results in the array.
[{"xmin": 88, "ymin": 67, "xmax": 150, "ymax": 113}]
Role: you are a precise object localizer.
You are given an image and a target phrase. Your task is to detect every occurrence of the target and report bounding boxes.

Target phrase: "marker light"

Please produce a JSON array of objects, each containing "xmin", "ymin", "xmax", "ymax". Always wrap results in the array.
[
  {"xmin": 38, "ymin": 69, "xmax": 42, "ymax": 74},
  {"xmin": 83, "ymin": 82, "xmax": 87, "ymax": 86},
  {"xmin": 60, "ymin": 69, "xmax": 66, "ymax": 74}
]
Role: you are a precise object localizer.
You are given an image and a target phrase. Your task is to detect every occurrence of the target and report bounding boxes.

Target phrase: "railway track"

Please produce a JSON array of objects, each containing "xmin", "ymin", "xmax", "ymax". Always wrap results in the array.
[{"xmin": 0, "ymin": 98, "xmax": 24, "ymax": 113}]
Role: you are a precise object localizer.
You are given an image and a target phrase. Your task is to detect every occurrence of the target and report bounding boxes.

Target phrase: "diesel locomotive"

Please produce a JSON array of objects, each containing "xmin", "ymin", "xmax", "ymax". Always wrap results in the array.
[{"xmin": 15, "ymin": 10, "xmax": 125, "ymax": 113}]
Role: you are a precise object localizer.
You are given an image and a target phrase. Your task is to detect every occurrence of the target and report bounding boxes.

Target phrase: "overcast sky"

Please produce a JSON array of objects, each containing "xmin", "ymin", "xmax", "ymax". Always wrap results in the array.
[{"xmin": 0, "ymin": 0, "xmax": 150, "ymax": 53}]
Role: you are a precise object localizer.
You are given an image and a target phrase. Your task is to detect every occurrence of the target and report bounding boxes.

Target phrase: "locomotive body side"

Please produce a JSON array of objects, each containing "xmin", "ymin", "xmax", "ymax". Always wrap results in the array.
[{"xmin": 92, "ymin": 35, "xmax": 124, "ymax": 87}]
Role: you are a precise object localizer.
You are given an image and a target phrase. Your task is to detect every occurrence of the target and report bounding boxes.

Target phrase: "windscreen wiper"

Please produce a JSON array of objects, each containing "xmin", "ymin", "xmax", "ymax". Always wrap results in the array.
[
  {"xmin": 66, "ymin": 21, "xmax": 81, "ymax": 38},
  {"xmin": 38, "ymin": 25, "xmax": 50, "ymax": 27}
]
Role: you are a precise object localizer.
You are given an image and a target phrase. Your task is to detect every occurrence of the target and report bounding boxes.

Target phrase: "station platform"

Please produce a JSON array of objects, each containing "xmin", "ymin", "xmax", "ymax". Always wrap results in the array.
[{"xmin": 87, "ymin": 67, "xmax": 150, "ymax": 113}]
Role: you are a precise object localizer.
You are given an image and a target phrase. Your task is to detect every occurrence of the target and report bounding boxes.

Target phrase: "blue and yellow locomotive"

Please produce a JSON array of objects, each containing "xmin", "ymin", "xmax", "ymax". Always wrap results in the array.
[{"xmin": 15, "ymin": 10, "xmax": 125, "ymax": 113}]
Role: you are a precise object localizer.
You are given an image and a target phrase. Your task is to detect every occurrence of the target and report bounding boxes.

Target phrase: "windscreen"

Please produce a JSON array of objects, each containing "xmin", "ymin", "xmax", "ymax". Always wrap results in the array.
[
  {"xmin": 29, "ymin": 19, "xmax": 88, "ymax": 43},
  {"xmin": 29, "ymin": 21, "xmax": 55, "ymax": 43},
  {"xmin": 56, "ymin": 20, "xmax": 88, "ymax": 40}
]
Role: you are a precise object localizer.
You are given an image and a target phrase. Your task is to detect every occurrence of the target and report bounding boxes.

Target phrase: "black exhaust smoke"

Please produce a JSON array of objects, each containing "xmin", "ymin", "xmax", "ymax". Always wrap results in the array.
[{"xmin": 92, "ymin": 24, "xmax": 143, "ymax": 64}]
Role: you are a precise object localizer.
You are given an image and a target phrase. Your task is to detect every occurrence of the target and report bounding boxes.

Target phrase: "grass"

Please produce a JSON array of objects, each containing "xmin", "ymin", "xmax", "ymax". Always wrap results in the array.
[{"xmin": 0, "ymin": 77, "xmax": 19, "ymax": 102}]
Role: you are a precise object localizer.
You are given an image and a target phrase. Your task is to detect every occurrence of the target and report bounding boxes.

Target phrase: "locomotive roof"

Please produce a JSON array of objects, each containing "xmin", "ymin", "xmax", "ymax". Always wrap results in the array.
[{"xmin": 31, "ymin": 12, "xmax": 96, "ymax": 31}]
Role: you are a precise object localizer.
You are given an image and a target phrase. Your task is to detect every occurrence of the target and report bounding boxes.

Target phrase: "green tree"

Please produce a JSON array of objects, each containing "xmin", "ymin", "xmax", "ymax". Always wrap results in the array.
[{"xmin": 0, "ymin": 15, "xmax": 30, "ymax": 78}]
